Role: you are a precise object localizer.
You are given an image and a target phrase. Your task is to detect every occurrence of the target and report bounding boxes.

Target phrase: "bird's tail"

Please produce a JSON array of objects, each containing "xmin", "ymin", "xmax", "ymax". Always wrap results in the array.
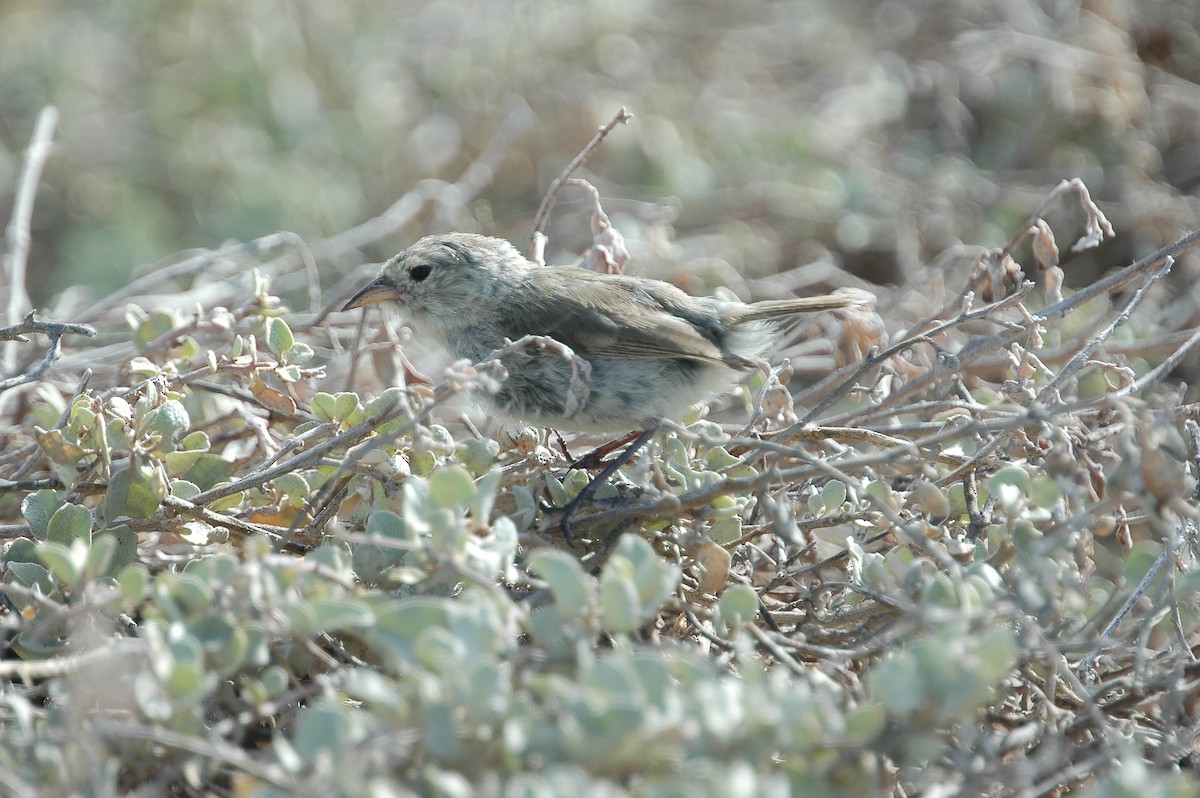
[{"xmin": 724, "ymin": 289, "xmax": 871, "ymax": 324}]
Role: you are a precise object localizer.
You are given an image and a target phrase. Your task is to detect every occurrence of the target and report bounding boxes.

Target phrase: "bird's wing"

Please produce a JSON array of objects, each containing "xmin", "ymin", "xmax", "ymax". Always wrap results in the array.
[{"xmin": 499, "ymin": 268, "xmax": 734, "ymax": 366}]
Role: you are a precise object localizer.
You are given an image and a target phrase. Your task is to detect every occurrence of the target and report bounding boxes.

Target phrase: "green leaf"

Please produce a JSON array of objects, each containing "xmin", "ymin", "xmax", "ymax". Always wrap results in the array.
[
  {"xmin": 310, "ymin": 392, "xmax": 337, "ymax": 421},
  {"xmin": 922, "ymin": 573, "xmax": 960, "ymax": 608},
  {"xmin": 529, "ymin": 549, "xmax": 592, "ymax": 618},
  {"xmin": 408, "ymin": 448, "xmax": 437, "ymax": 476},
  {"xmin": 135, "ymin": 309, "xmax": 180, "ymax": 347},
  {"xmin": 717, "ymin": 583, "xmax": 758, "ymax": 628},
  {"xmin": 156, "ymin": 572, "xmax": 214, "ymax": 616},
  {"xmin": 180, "ymin": 453, "xmax": 232, "ymax": 490},
  {"xmin": 164, "ymin": 450, "xmax": 206, "ymax": 478},
  {"xmin": 354, "ymin": 511, "xmax": 415, "ymax": 583},
  {"xmin": 5, "ymin": 560, "xmax": 57, "ymax": 598},
  {"xmin": 179, "ymin": 431, "xmax": 209, "ymax": 451},
  {"xmin": 117, "ymin": 562, "xmax": 149, "ymax": 604},
  {"xmin": 599, "ymin": 535, "xmax": 679, "ymax": 632},
  {"xmin": 427, "ymin": 424, "xmax": 454, "ymax": 449},
  {"xmin": 987, "ymin": 465, "xmax": 1030, "ymax": 492},
  {"xmin": 283, "ymin": 342, "xmax": 314, "ymax": 365},
  {"xmin": 207, "ymin": 487, "xmax": 245, "ymax": 513},
  {"xmin": 143, "ymin": 399, "xmax": 191, "ymax": 450},
  {"xmin": 46, "ymin": 503, "xmax": 93, "ymax": 546},
  {"xmin": 1, "ymin": 537, "xmax": 39, "ymax": 567},
  {"xmin": 365, "ymin": 509, "xmax": 411, "ymax": 540},
  {"xmin": 85, "ymin": 533, "xmax": 117, "ymax": 577},
  {"xmin": 276, "ymin": 364, "xmax": 302, "ymax": 383},
  {"xmin": 274, "ymin": 472, "xmax": 309, "ymax": 500},
  {"xmin": 293, "ymin": 702, "xmax": 349, "ymax": 761},
  {"xmin": 363, "ymin": 387, "xmax": 402, "ymax": 419},
  {"xmin": 457, "ymin": 438, "xmax": 500, "ymax": 477},
  {"xmin": 163, "ymin": 659, "xmax": 208, "ymax": 703},
  {"xmin": 37, "ymin": 540, "xmax": 86, "ymax": 586},
  {"xmin": 707, "ymin": 517, "xmax": 742, "ymax": 545},
  {"xmin": 105, "ymin": 461, "xmax": 167, "ymax": 522},
  {"xmin": 400, "ymin": 478, "xmax": 433, "ymax": 535},
  {"xmin": 127, "ymin": 357, "xmax": 160, "ymax": 377},
  {"xmin": 865, "ymin": 648, "xmax": 923, "ymax": 715},
  {"xmin": 843, "ymin": 703, "xmax": 886, "ymax": 745},
  {"xmin": 264, "ymin": 316, "xmax": 295, "ymax": 355},
  {"xmin": 821, "ymin": 479, "xmax": 848, "ymax": 512},
  {"xmin": 97, "ymin": 524, "xmax": 138, "ymax": 575},
  {"xmin": 305, "ymin": 597, "xmax": 374, "ymax": 633},
  {"xmin": 21, "ymin": 490, "xmax": 62, "ymax": 537},
  {"xmin": 975, "ymin": 625, "xmax": 1018, "ymax": 683},
  {"xmin": 415, "ymin": 627, "xmax": 466, "ymax": 672},
  {"xmin": 10, "ymin": 629, "xmax": 67, "ymax": 660},
  {"xmin": 170, "ymin": 479, "xmax": 201, "ymax": 500},
  {"xmin": 619, "ymin": 534, "xmax": 681, "ymax": 607},
  {"xmin": 182, "ymin": 552, "xmax": 238, "ymax": 584},
  {"xmin": 600, "ymin": 572, "xmax": 640, "ymax": 633},
  {"xmin": 429, "ymin": 464, "xmax": 475, "ymax": 509}
]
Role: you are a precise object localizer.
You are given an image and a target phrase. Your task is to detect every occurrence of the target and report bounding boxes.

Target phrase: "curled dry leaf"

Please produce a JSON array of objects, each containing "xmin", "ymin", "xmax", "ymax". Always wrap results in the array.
[
  {"xmin": 250, "ymin": 377, "xmax": 298, "ymax": 416},
  {"xmin": 1030, "ymin": 219, "xmax": 1060, "ymax": 271},
  {"xmin": 974, "ymin": 250, "xmax": 1025, "ymax": 303},
  {"xmin": 1030, "ymin": 218, "xmax": 1065, "ymax": 303},
  {"xmin": 1042, "ymin": 263, "xmax": 1065, "ymax": 304},
  {"xmin": 247, "ymin": 505, "xmax": 313, "ymax": 528},
  {"xmin": 1138, "ymin": 415, "xmax": 1189, "ymax": 509},
  {"xmin": 1008, "ymin": 343, "xmax": 1052, "ymax": 384},
  {"xmin": 1066, "ymin": 178, "xmax": 1116, "ymax": 252},
  {"xmin": 684, "ymin": 534, "xmax": 733, "ymax": 596},
  {"xmin": 833, "ymin": 289, "xmax": 885, "ymax": 367},
  {"xmin": 761, "ymin": 384, "xmax": 798, "ymax": 425},
  {"xmin": 568, "ymin": 177, "xmax": 630, "ymax": 274}
]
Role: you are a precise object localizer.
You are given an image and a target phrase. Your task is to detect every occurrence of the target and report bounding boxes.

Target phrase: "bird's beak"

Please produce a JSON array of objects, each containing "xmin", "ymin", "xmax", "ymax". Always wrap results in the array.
[{"xmin": 342, "ymin": 275, "xmax": 403, "ymax": 311}]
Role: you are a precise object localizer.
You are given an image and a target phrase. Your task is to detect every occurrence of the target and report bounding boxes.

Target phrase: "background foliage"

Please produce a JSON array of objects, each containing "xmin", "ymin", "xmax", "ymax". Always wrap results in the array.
[{"xmin": 2, "ymin": 1, "xmax": 1200, "ymax": 796}]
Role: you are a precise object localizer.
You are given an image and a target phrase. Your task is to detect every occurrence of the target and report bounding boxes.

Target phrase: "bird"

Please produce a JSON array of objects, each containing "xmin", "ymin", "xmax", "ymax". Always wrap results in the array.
[{"xmin": 343, "ymin": 232, "xmax": 859, "ymax": 540}]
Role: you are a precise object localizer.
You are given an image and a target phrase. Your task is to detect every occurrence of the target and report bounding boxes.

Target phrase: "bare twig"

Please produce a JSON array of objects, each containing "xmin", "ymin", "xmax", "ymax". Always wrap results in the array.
[
  {"xmin": 89, "ymin": 718, "xmax": 296, "ymax": 789},
  {"xmin": 2, "ymin": 106, "xmax": 59, "ymax": 374},
  {"xmin": 799, "ymin": 282, "xmax": 1035, "ymax": 424},
  {"xmin": 0, "ymin": 312, "xmax": 97, "ymax": 392},
  {"xmin": 526, "ymin": 107, "xmax": 633, "ymax": 263},
  {"xmin": 1036, "ymin": 256, "xmax": 1174, "ymax": 402},
  {"xmin": 999, "ymin": 177, "xmax": 1115, "ymax": 261},
  {"xmin": 1117, "ymin": 323, "xmax": 1200, "ymax": 397},
  {"xmin": 1040, "ymin": 227, "xmax": 1200, "ymax": 321}
]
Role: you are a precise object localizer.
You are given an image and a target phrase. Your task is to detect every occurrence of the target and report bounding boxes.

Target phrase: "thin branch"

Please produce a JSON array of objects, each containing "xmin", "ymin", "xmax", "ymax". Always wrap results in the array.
[
  {"xmin": 1036, "ymin": 256, "xmax": 1174, "ymax": 401},
  {"xmin": 89, "ymin": 718, "xmax": 297, "ymax": 790},
  {"xmin": 1117, "ymin": 323, "xmax": 1200, "ymax": 397},
  {"xmin": 1039, "ymin": 227, "xmax": 1200, "ymax": 321},
  {"xmin": 0, "ymin": 312, "xmax": 97, "ymax": 392},
  {"xmin": 2, "ymin": 106, "xmax": 59, "ymax": 374},
  {"xmin": 798, "ymin": 282, "xmax": 1035, "ymax": 424},
  {"xmin": 526, "ymin": 106, "xmax": 633, "ymax": 263}
]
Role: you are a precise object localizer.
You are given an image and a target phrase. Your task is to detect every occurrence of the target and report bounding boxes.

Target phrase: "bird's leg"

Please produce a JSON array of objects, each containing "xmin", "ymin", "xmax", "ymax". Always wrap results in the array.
[
  {"xmin": 570, "ymin": 430, "xmax": 642, "ymax": 470},
  {"xmin": 558, "ymin": 425, "xmax": 658, "ymax": 545}
]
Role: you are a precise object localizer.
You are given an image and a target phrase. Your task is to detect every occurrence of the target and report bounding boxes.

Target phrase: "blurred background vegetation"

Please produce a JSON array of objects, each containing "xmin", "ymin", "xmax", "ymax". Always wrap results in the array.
[
  {"xmin": 4, "ymin": 4, "xmax": 1200, "ymax": 794},
  {"xmin": 3, "ymin": 0, "xmax": 1199, "ymax": 306}
]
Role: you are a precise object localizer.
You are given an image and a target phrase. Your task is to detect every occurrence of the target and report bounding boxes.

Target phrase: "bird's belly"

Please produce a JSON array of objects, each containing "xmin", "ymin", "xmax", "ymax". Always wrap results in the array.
[{"xmin": 488, "ymin": 355, "xmax": 740, "ymax": 433}]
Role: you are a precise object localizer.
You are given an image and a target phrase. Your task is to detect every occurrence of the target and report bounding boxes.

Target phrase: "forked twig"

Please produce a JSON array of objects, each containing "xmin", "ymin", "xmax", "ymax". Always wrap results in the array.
[{"xmin": 526, "ymin": 107, "xmax": 633, "ymax": 264}]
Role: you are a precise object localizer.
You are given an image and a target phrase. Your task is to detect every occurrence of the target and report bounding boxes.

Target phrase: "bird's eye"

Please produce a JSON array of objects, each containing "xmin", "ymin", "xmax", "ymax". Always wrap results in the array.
[{"xmin": 410, "ymin": 264, "xmax": 432, "ymax": 282}]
